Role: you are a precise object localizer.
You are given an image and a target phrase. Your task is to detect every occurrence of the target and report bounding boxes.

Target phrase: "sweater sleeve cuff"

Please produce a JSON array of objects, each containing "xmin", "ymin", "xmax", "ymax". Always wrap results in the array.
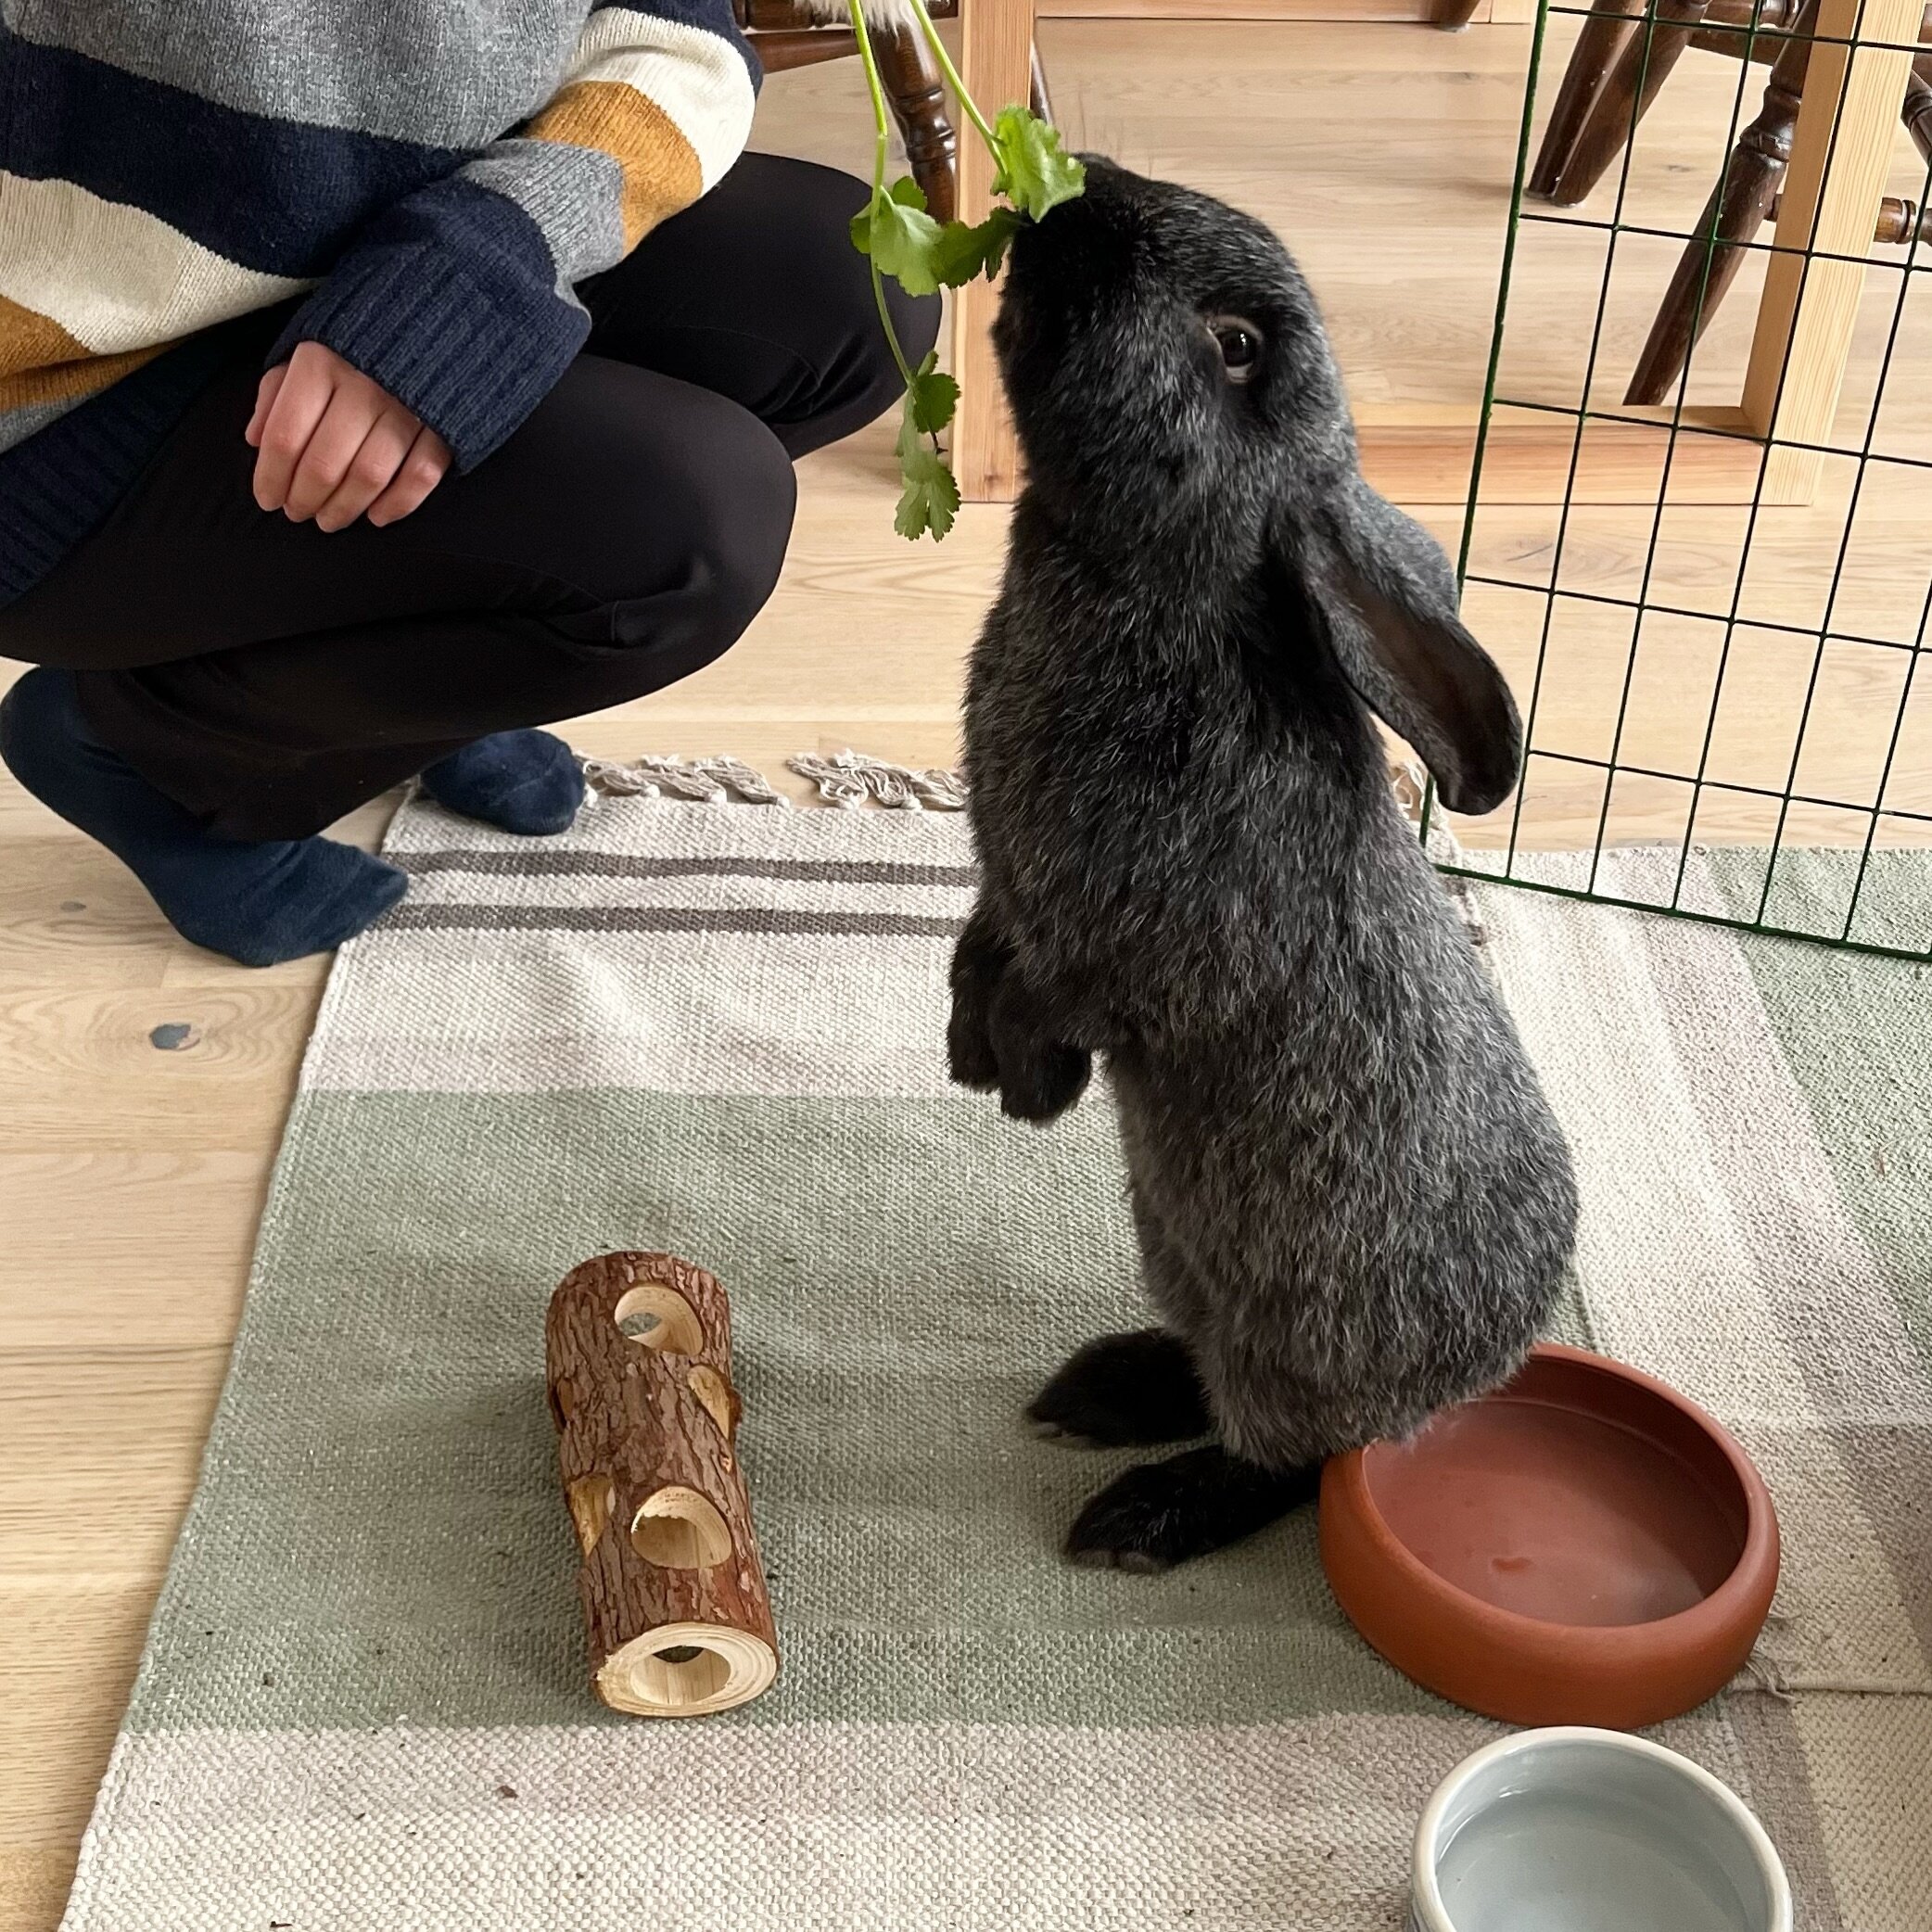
[{"xmin": 267, "ymin": 221, "xmax": 588, "ymax": 473}]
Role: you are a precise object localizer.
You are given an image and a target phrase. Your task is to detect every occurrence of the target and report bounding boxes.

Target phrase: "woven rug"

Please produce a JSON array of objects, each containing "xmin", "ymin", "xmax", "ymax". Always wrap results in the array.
[{"xmin": 57, "ymin": 784, "xmax": 1932, "ymax": 1931}]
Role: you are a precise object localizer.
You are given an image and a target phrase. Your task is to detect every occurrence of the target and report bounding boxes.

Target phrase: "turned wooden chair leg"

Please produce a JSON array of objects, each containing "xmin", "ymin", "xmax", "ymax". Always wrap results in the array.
[
  {"xmin": 1532, "ymin": 0, "xmax": 1646, "ymax": 196},
  {"xmin": 1624, "ymin": 0, "xmax": 1815, "ymax": 403},
  {"xmin": 1437, "ymin": 0, "xmax": 1484, "ymax": 29},
  {"xmin": 875, "ymin": 22, "xmax": 960, "ymax": 222},
  {"xmin": 1551, "ymin": 0, "xmax": 1717, "ymax": 205},
  {"xmin": 1905, "ymin": 58, "xmax": 1932, "ymax": 162}
]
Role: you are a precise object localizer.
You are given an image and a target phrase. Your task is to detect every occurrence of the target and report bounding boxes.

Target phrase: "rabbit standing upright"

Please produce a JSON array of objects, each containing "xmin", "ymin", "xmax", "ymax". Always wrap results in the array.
[{"xmin": 950, "ymin": 159, "xmax": 1579, "ymax": 1572}]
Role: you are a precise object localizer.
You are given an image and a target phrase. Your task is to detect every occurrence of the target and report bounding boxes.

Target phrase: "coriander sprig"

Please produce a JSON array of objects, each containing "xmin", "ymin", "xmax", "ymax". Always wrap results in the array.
[{"xmin": 845, "ymin": 0, "xmax": 1085, "ymax": 540}]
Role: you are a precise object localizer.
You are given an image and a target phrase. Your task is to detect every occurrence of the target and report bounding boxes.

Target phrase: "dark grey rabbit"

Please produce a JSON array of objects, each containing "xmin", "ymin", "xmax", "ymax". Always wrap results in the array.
[{"xmin": 949, "ymin": 159, "xmax": 1579, "ymax": 1572}]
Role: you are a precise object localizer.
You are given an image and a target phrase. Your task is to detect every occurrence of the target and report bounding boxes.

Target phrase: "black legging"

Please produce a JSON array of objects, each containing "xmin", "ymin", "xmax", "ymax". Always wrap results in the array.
[{"xmin": 0, "ymin": 154, "xmax": 939, "ymax": 841}]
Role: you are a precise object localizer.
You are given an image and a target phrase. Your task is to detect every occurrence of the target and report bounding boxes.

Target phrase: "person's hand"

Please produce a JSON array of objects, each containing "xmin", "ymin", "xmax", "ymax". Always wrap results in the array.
[{"xmin": 245, "ymin": 341, "xmax": 452, "ymax": 532}]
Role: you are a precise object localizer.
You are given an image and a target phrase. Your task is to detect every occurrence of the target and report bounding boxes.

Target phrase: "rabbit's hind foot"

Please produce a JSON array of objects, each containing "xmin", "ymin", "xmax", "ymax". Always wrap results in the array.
[
  {"xmin": 1063, "ymin": 1444, "xmax": 1319, "ymax": 1573},
  {"xmin": 1027, "ymin": 1328, "xmax": 1210, "ymax": 1446}
]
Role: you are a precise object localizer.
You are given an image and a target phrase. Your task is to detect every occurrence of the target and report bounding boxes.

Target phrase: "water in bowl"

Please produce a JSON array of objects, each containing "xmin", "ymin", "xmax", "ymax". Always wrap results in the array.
[{"xmin": 1436, "ymin": 1783, "xmax": 1760, "ymax": 1932}]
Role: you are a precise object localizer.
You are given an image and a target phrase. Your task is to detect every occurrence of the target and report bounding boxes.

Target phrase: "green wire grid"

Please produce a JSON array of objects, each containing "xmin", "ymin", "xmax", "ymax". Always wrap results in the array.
[{"xmin": 1433, "ymin": 0, "xmax": 1932, "ymax": 961}]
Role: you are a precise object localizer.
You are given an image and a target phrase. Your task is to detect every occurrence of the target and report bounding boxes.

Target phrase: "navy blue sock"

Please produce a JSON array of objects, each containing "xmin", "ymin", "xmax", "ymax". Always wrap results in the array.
[
  {"xmin": 419, "ymin": 730, "xmax": 584, "ymax": 835},
  {"xmin": 0, "ymin": 668, "xmax": 407, "ymax": 968}
]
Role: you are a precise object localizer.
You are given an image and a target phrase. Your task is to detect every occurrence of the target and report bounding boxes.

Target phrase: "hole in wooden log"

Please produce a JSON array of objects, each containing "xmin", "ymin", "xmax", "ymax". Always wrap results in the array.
[
  {"xmin": 686, "ymin": 1365, "xmax": 735, "ymax": 1438},
  {"xmin": 566, "ymin": 1476, "xmax": 613, "ymax": 1554},
  {"xmin": 638, "ymin": 1645, "xmax": 732, "ymax": 1707},
  {"xmin": 599, "ymin": 1622, "xmax": 777, "ymax": 1717},
  {"xmin": 629, "ymin": 1486, "xmax": 732, "ymax": 1569},
  {"xmin": 613, "ymin": 1282, "xmax": 704, "ymax": 1355},
  {"xmin": 548, "ymin": 1377, "xmax": 576, "ymax": 1431}
]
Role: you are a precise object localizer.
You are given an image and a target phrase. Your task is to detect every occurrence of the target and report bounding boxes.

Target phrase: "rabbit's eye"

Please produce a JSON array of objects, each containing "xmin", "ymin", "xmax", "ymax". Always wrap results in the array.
[{"xmin": 1208, "ymin": 318, "xmax": 1264, "ymax": 384}]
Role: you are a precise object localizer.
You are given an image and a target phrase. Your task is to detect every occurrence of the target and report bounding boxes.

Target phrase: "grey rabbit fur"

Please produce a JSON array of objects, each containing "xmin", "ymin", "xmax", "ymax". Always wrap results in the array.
[{"xmin": 949, "ymin": 159, "xmax": 1579, "ymax": 1572}]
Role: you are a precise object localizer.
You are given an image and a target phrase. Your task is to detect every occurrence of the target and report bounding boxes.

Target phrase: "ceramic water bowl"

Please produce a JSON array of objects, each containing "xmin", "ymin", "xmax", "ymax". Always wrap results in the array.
[{"xmin": 1410, "ymin": 1727, "xmax": 1792, "ymax": 1932}]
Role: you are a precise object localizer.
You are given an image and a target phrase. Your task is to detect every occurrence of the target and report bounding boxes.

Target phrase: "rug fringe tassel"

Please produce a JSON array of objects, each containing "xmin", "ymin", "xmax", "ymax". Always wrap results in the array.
[
  {"xmin": 584, "ymin": 746, "xmax": 1449, "ymax": 837},
  {"xmin": 582, "ymin": 755, "xmax": 791, "ymax": 807},
  {"xmin": 786, "ymin": 751, "xmax": 969, "ymax": 812},
  {"xmin": 579, "ymin": 750, "xmax": 970, "ymax": 811}
]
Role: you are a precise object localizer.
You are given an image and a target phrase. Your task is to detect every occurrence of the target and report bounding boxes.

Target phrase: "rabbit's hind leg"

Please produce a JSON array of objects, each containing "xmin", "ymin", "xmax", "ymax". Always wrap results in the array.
[
  {"xmin": 1063, "ymin": 1445, "xmax": 1319, "ymax": 1573},
  {"xmin": 1027, "ymin": 1328, "xmax": 1210, "ymax": 1445},
  {"xmin": 1027, "ymin": 1187, "xmax": 1211, "ymax": 1445}
]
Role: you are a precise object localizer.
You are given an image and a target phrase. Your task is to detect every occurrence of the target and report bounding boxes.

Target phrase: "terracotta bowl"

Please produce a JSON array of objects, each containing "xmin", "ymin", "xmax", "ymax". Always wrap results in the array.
[{"xmin": 1319, "ymin": 1344, "xmax": 1780, "ymax": 1729}]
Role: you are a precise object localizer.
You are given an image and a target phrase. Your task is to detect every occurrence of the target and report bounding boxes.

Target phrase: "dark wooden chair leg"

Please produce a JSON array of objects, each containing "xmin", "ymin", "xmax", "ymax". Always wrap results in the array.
[
  {"xmin": 1532, "ymin": 0, "xmax": 1646, "ymax": 195},
  {"xmin": 1436, "ymin": 0, "xmax": 1483, "ymax": 29},
  {"xmin": 875, "ymin": 22, "xmax": 959, "ymax": 223},
  {"xmin": 1550, "ymin": 0, "xmax": 1716, "ymax": 205},
  {"xmin": 1905, "ymin": 59, "xmax": 1932, "ymax": 162},
  {"xmin": 1624, "ymin": 0, "xmax": 1815, "ymax": 403}
]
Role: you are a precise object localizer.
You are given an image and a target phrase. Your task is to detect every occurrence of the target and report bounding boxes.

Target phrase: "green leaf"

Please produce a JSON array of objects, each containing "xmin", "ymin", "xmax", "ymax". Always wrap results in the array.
[
  {"xmin": 929, "ymin": 208, "xmax": 1023, "ymax": 287},
  {"xmin": 894, "ymin": 393, "xmax": 959, "ymax": 541},
  {"xmin": 908, "ymin": 354, "xmax": 959, "ymax": 436},
  {"xmin": 988, "ymin": 106, "xmax": 1086, "ymax": 222},
  {"xmin": 896, "ymin": 445, "xmax": 959, "ymax": 541},
  {"xmin": 851, "ymin": 174, "xmax": 947, "ymax": 295}
]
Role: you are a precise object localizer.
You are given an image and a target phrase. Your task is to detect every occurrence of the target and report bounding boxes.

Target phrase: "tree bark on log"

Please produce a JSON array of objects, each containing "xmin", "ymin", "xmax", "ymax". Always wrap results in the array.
[{"xmin": 545, "ymin": 1252, "xmax": 778, "ymax": 1717}]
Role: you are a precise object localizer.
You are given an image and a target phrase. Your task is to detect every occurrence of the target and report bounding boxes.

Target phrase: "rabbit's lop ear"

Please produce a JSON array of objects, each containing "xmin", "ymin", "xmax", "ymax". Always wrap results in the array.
[{"xmin": 1293, "ymin": 477, "xmax": 1523, "ymax": 817}]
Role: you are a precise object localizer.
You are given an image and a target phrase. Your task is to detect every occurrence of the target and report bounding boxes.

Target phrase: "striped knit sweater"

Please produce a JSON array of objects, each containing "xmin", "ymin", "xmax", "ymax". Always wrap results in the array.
[{"xmin": 0, "ymin": 0, "xmax": 759, "ymax": 606}]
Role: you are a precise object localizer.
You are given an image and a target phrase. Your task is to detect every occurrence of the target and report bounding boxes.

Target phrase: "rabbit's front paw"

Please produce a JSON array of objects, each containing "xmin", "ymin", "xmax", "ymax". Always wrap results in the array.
[
  {"xmin": 947, "ymin": 906, "xmax": 1010, "ymax": 1090},
  {"xmin": 947, "ymin": 1000, "xmax": 1001, "ymax": 1090},
  {"xmin": 1028, "ymin": 1328, "xmax": 1209, "ymax": 1446},
  {"xmin": 1063, "ymin": 1446, "xmax": 1320, "ymax": 1573},
  {"xmin": 998, "ymin": 1039, "xmax": 1091, "ymax": 1122}
]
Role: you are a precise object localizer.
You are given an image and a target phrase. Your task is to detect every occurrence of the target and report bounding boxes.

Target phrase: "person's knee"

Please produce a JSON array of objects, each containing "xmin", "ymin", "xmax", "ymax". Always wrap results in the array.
[
  {"xmin": 478, "ymin": 362, "xmax": 796, "ymax": 703},
  {"xmin": 595, "ymin": 399, "xmax": 796, "ymax": 680},
  {"xmin": 681, "ymin": 414, "xmax": 796, "ymax": 655}
]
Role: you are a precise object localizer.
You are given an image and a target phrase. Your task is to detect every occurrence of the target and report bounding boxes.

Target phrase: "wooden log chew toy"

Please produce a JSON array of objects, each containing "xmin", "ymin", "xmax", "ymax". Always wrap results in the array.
[{"xmin": 545, "ymin": 1252, "xmax": 778, "ymax": 1718}]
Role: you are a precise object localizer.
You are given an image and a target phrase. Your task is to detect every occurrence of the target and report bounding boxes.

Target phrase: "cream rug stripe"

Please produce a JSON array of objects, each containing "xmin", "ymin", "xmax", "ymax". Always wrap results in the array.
[
  {"xmin": 301, "ymin": 932, "xmax": 966, "ymax": 1098},
  {"xmin": 1481, "ymin": 850, "xmax": 1821, "ymax": 1428},
  {"xmin": 1787, "ymin": 1695, "xmax": 1932, "ymax": 1928},
  {"xmin": 69, "ymin": 1712, "xmax": 1754, "ymax": 1932},
  {"xmin": 1640, "ymin": 858, "xmax": 1932, "ymax": 1426}
]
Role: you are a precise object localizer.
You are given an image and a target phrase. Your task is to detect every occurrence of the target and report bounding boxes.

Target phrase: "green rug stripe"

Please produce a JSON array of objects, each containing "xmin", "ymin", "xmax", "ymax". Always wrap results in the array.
[
  {"xmin": 126, "ymin": 1088, "xmax": 1434, "ymax": 1735},
  {"xmin": 1710, "ymin": 852, "xmax": 1932, "ymax": 1379}
]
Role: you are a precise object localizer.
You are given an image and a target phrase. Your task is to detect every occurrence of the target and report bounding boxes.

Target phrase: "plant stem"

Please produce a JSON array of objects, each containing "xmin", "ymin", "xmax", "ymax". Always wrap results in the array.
[
  {"xmin": 871, "ymin": 264, "xmax": 915, "ymax": 391},
  {"xmin": 904, "ymin": 0, "xmax": 998, "ymax": 151},
  {"xmin": 845, "ymin": 0, "xmax": 918, "ymax": 390}
]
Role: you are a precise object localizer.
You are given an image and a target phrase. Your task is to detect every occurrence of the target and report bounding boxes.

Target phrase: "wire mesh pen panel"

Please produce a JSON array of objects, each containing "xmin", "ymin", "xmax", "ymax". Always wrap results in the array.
[{"xmin": 1443, "ymin": 0, "xmax": 1932, "ymax": 958}]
